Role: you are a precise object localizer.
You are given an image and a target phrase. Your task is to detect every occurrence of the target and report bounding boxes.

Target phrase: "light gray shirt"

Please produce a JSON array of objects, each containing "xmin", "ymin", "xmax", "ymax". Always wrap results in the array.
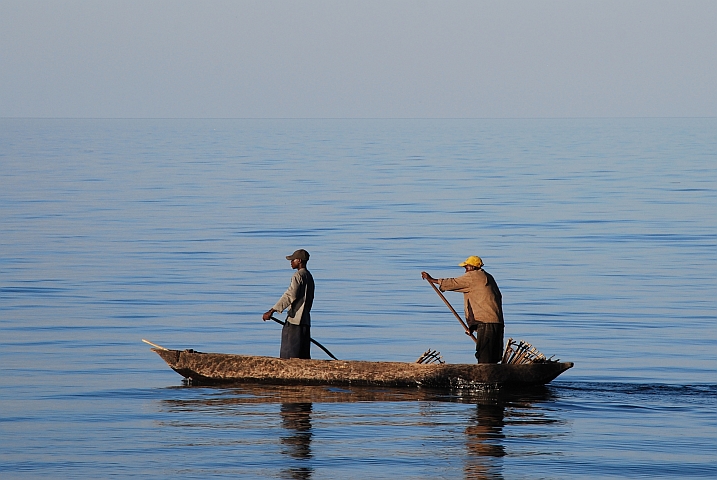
[{"xmin": 273, "ymin": 268, "xmax": 315, "ymax": 325}]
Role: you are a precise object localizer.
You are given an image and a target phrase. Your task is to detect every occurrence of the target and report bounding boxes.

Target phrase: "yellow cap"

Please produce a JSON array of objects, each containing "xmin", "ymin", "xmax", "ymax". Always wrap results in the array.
[{"xmin": 458, "ymin": 256, "xmax": 483, "ymax": 268}]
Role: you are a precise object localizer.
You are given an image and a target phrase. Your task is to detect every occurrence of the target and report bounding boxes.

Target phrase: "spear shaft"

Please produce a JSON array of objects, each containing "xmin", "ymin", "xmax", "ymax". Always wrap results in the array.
[{"xmin": 426, "ymin": 279, "xmax": 477, "ymax": 344}]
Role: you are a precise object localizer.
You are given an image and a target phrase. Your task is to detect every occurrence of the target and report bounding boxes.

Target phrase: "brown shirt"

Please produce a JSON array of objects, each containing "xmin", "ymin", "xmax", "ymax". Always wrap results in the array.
[{"xmin": 438, "ymin": 269, "xmax": 503, "ymax": 325}]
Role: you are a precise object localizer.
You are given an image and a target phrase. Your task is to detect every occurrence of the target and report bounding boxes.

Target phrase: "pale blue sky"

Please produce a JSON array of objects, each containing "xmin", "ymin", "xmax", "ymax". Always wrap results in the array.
[{"xmin": 1, "ymin": 0, "xmax": 716, "ymax": 118}]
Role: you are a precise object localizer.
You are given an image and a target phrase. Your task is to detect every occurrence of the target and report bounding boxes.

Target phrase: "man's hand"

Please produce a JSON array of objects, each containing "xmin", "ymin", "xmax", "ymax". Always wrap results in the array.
[
  {"xmin": 421, "ymin": 271, "xmax": 437, "ymax": 283},
  {"xmin": 262, "ymin": 309, "xmax": 275, "ymax": 321}
]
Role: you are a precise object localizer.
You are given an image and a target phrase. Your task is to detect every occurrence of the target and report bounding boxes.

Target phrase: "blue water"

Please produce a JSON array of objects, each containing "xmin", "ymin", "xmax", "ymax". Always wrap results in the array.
[{"xmin": 1, "ymin": 118, "xmax": 716, "ymax": 478}]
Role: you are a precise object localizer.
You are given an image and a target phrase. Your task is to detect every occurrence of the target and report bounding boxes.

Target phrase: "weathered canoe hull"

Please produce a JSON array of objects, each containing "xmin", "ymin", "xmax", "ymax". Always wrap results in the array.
[{"xmin": 152, "ymin": 349, "xmax": 573, "ymax": 388}]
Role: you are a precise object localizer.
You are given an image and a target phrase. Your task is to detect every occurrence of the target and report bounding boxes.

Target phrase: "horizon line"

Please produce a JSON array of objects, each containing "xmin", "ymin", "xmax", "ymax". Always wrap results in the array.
[{"xmin": 3, "ymin": 116, "xmax": 716, "ymax": 121}]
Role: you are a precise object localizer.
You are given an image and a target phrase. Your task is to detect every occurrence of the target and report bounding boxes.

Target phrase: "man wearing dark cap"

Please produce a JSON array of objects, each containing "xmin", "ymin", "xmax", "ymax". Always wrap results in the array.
[{"xmin": 263, "ymin": 249, "xmax": 315, "ymax": 359}]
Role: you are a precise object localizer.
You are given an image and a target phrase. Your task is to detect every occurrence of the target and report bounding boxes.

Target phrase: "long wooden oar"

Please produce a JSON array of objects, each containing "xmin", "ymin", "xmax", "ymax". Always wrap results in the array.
[
  {"xmin": 425, "ymin": 279, "xmax": 477, "ymax": 343},
  {"xmin": 269, "ymin": 316, "xmax": 339, "ymax": 360}
]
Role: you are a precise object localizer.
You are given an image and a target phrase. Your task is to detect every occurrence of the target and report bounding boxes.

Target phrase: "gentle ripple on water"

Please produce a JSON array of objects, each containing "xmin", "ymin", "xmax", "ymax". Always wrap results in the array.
[
  {"xmin": 2, "ymin": 382, "xmax": 716, "ymax": 478},
  {"xmin": 1, "ymin": 118, "xmax": 716, "ymax": 478}
]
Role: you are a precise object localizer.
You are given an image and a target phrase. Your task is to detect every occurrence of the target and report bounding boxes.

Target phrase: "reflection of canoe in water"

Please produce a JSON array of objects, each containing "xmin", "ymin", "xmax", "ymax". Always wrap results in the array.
[
  {"xmin": 160, "ymin": 382, "xmax": 557, "ymax": 407},
  {"xmin": 148, "ymin": 345, "xmax": 573, "ymax": 388}
]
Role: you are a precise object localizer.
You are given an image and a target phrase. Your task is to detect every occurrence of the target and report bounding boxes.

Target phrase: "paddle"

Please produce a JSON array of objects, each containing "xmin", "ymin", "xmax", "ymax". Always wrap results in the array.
[
  {"xmin": 269, "ymin": 316, "xmax": 339, "ymax": 360},
  {"xmin": 425, "ymin": 279, "xmax": 478, "ymax": 343}
]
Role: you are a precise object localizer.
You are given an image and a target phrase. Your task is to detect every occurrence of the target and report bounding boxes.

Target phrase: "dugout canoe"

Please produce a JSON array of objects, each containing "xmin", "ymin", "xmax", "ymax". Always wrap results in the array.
[{"xmin": 148, "ymin": 346, "xmax": 573, "ymax": 388}]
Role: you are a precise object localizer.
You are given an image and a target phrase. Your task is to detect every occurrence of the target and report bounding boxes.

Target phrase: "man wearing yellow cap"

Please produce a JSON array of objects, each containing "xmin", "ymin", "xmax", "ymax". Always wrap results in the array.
[{"xmin": 422, "ymin": 256, "xmax": 504, "ymax": 363}]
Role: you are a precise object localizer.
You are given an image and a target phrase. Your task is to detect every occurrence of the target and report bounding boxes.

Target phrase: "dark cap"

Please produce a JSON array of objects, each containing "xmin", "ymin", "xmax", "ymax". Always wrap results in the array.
[{"xmin": 286, "ymin": 249, "xmax": 310, "ymax": 262}]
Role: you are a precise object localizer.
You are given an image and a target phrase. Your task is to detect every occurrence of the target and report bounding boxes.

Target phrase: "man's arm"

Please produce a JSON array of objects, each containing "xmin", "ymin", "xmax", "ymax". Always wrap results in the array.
[
  {"xmin": 433, "ymin": 273, "xmax": 471, "ymax": 293},
  {"xmin": 423, "ymin": 271, "xmax": 471, "ymax": 292},
  {"xmin": 263, "ymin": 272, "xmax": 301, "ymax": 321}
]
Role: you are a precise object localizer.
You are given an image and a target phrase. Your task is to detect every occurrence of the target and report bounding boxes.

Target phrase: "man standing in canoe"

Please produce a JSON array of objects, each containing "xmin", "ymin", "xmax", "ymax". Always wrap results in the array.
[
  {"xmin": 263, "ymin": 249, "xmax": 315, "ymax": 359},
  {"xmin": 422, "ymin": 256, "xmax": 504, "ymax": 363}
]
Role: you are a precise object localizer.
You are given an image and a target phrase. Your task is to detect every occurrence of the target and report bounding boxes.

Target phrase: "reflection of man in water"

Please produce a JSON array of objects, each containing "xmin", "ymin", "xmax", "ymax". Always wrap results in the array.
[
  {"xmin": 464, "ymin": 403, "xmax": 506, "ymax": 479},
  {"xmin": 280, "ymin": 402, "xmax": 313, "ymax": 479}
]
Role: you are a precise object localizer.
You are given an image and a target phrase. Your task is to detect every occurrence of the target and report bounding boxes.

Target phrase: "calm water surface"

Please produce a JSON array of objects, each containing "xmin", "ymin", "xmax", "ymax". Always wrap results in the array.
[{"xmin": 1, "ymin": 118, "xmax": 716, "ymax": 478}]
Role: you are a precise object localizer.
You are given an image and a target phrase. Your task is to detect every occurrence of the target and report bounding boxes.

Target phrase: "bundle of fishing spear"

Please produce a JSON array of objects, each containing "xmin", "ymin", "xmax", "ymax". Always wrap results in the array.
[{"xmin": 501, "ymin": 338, "xmax": 559, "ymax": 364}]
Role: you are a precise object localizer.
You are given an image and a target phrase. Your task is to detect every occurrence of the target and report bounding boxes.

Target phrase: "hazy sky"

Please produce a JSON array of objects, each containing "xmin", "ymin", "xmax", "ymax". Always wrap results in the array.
[{"xmin": 2, "ymin": 0, "xmax": 716, "ymax": 118}]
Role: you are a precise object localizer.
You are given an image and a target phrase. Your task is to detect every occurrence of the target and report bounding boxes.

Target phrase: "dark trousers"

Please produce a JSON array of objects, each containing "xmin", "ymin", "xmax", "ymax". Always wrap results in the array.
[
  {"xmin": 473, "ymin": 323, "xmax": 504, "ymax": 363},
  {"xmin": 280, "ymin": 322, "xmax": 311, "ymax": 359}
]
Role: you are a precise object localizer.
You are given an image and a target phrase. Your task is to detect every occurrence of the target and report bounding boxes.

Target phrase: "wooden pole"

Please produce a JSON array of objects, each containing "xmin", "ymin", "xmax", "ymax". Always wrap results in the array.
[
  {"xmin": 142, "ymin": 338, "xmax": 169, "ymax": 351},
  {"xmin": 426, "ymin": 279, "xmax": 477, "ymax": 344}
]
